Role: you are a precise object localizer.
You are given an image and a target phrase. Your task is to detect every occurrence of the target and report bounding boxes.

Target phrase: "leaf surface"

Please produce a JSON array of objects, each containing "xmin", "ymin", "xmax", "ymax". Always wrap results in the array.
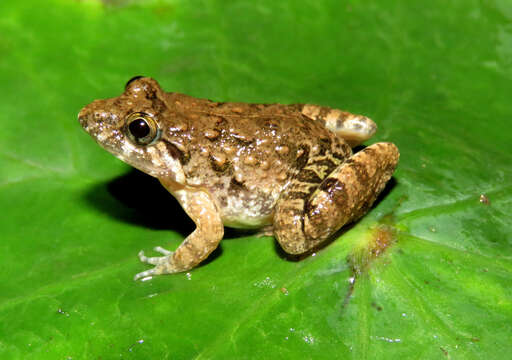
[{"xmin": 0, "ymin": 0, "xmax": 511, "ymax": 359}]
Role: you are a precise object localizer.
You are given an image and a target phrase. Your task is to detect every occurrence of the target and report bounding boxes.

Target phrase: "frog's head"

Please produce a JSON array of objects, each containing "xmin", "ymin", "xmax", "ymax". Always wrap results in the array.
[{"xmin": 78, "ymin": 76, "xmax": 183, "ymax": 180}]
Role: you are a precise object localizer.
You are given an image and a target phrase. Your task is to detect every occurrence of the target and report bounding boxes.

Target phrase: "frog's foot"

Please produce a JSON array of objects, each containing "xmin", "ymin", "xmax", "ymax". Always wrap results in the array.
[
  {"xmin": 134, "ymin": 247, "xmax": 175, "ymax": 281},
  {"xmin": 255, "ymin": 225, "xmax": 274, "ymax": 237}
]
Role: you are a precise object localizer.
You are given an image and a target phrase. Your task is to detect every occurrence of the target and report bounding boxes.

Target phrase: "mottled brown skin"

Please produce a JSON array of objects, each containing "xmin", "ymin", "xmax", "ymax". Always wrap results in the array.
[{"xmin": 78, "ymin": 77, "xmax": 399, "ymax": 280}]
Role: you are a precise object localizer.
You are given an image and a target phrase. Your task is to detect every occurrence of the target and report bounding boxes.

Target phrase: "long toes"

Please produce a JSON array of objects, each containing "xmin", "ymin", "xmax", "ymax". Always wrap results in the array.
[
  {"xmin": 153, "ymin": 246, "xmax": 173, "ymax": 256},
  {"xmin": 138, "ymin": 250, "xmax": 166, "ymax": 265},
  {"xmin": 134, "ymin": 268, "xmax": 157, "ymax": 281},
  {"xmin": 138, "ymin": 250, "xmax": 149, "ymax": 263}
]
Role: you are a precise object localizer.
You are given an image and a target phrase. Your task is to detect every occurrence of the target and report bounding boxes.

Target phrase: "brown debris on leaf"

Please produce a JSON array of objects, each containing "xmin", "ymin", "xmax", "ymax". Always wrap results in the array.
[
  {"xmin": 343, "ymin": 224, "xmax": 397, "ymax": 308},
  {"xmin": 348, "ymin": 225, "xmax": 396, "ymax": 277},
  {"xmin": 479, "ymin": 194, "xmax": 490, "ymax": 205}
]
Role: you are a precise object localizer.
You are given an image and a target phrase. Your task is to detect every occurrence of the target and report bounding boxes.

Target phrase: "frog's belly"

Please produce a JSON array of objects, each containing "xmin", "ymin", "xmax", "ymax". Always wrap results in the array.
[{"xmin": 218, "ymin": 191, "xmax": 278, "ymax": 229}]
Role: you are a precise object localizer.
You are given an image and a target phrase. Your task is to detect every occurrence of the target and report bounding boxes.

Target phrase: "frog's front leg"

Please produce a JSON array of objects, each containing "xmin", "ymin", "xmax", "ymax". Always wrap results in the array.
[
  {"xmin": 274, "ymin": 142, "xmax": 399, "ymax": 255},
  {"xmin": 134, "ymin": 185, "xmax": 224, "ymax": 280}
]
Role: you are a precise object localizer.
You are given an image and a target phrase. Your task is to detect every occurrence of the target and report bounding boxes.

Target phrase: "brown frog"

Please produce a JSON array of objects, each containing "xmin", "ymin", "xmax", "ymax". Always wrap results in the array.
[{"xmin": 78, "ymin": 76, "xmax": 399, "ymax": 280}]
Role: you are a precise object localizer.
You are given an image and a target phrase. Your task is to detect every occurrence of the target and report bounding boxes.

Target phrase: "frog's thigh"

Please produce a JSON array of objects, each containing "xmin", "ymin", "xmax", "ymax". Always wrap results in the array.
[
  {"xmin": 136, "ymin": 188, "xmax": 224, "ymax": 279},
  {"xmin": 301, "ymin": 104, "xmax": 377, "ymax": 147},
  {"xmin": 274, "ymin": 142, "xmax": 399, "ymax": 255}
]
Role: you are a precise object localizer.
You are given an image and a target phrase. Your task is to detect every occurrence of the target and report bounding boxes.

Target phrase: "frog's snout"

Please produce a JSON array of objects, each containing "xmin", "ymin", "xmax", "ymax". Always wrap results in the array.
[
  {"xmin": 78, "ymin": 105, "xmax": 96, "ymax": 134},
  {"xmin": 78, "ymin": 107, "xmax": 88, "ymax": 129},
  {"xmin": 77, "ymin": 99, "xmax": 109, "ymax": 132}
]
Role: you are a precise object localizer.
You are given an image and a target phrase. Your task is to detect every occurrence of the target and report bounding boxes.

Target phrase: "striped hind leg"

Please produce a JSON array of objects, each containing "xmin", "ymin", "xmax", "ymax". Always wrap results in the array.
[
  {"xmin": 273, "ymin": 142, "xmax": 399, "ymax": 255},
  {"xmin": 301, "ymin": 104, "xmax": 377, "ymax": 147}
]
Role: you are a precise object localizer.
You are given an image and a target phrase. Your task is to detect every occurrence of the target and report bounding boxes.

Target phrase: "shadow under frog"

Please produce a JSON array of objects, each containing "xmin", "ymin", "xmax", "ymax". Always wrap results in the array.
[{"xmin": 85, "ymin": 168, "xmax": 263, "ymax": 266}]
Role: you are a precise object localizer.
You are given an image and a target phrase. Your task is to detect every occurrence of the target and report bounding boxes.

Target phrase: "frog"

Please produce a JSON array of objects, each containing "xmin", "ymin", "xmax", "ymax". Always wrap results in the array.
[{"xmin": 78, "ymin": 76, "xmax": 399, "ymax": 280}]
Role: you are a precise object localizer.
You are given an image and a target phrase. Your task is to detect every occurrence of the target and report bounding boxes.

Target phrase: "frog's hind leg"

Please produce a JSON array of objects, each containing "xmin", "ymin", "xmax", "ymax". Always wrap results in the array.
[
  {"xmin": 274, "ymin": 142, "xmax": 399, "ymax": 255},
  {"xmin": 301, "ymin": 104, "xmax": 377, "ymax": 147}
]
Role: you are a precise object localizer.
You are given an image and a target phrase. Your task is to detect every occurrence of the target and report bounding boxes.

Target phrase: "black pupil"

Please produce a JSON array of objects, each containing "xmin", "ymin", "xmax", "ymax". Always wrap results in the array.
[{"xmin": 129, "ymin": 118, "xmax": 150, "ymax": 139}]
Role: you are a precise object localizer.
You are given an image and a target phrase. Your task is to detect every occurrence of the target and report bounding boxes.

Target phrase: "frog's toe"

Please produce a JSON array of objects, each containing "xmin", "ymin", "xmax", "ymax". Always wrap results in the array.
[
  {"xmin": 153, "ymin": 246, "xmax": 173, "ymax": 256},
  {"xmin": 138, "ymin": 250, "xmax": 172, "ymax": 265},
  {"xmin": 134, "ymin": 268, "xmax": 158, "ymax": 281}
]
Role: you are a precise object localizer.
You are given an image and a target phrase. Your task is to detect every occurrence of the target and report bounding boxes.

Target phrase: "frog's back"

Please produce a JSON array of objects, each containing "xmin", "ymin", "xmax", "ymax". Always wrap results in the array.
[{"xmin": 163, "ymin": 93, "xmax": 352, "ymax": 228}]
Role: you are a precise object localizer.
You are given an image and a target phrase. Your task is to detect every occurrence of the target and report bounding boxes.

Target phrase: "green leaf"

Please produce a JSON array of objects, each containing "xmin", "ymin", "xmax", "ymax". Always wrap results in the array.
[{"xmin": 1, "ymin": 0, "xmax": 511, "ymax": 359}]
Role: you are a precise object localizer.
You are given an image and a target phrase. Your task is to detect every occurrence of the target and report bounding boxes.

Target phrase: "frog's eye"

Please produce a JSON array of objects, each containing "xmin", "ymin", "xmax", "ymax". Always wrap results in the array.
[{"xmin": 125, "ymin": 112, "xmax": 160, "ymax": 146}]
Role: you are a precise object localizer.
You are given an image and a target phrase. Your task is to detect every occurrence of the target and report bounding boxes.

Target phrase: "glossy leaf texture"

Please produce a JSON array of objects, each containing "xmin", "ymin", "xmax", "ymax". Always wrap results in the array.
[{"xmin": 0, "ymin": 0, "xmax": 511, "ymax": 359}]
